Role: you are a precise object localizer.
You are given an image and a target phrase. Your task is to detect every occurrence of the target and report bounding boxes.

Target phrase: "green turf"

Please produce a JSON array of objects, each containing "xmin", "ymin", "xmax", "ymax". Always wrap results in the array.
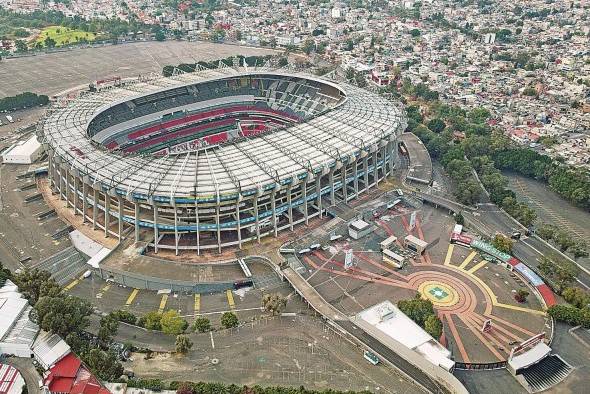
[{"xmin": 35, "ymin": 26, "xmax": 96, "ymax": 47}]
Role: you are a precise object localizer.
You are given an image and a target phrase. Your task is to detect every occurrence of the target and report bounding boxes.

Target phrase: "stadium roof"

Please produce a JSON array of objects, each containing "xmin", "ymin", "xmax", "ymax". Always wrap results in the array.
[{"xmin": 40, "ymin": 68, "xmax": 405, "ymax": 203}]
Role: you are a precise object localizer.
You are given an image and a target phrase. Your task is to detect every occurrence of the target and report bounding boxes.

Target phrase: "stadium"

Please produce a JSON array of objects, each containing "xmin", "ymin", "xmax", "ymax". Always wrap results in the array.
[{"xmin": 39, "ymin": 67, "xmax": 406, "ymax": 254}]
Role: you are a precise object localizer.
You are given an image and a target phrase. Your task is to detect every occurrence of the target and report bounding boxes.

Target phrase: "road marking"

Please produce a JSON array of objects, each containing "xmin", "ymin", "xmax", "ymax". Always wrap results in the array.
[
  {"xmin": 444, "ymin": 244, "xmax": 454, "ymax": 266},
  {"xmin": 158, "ymin": 294, "xmax": 168, "ymax": 313},
  {"xmin": 101, "ymin": 283, "xmax": 111, "ymax": 292},
  {"xmin": 210, "ymin": 331, "xmax": 215, "ymax": 349},
  {"xmin": 495, "ymin": 302, "xmax": 546, "ymax": 315},
  {"xmin": 194, "ymin": 293, "xmax": 201, "ymax": 316},
  {"xmin": 125, "ymin": 288, "xmax": 139, "ymax": 306},
  {"xmin": 458, "ymin": 251, "xmax": 478, "ymax": 270},
  {"xmin": 226, "ymin": 289, "xmax": 235, "ymax": 309},
  {"xmin": 468, "ymin": 260, "xmax": 488, "ymax": 274},
  {"xmin": 63, "ymin": 275, "xmax": 84, "ymax": 291}
]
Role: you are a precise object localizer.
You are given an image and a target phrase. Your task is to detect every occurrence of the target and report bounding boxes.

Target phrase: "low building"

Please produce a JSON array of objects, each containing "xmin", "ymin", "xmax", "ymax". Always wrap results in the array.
[
  {"xmin": 0, "ymin": 363, "xmax": 26, "ymax": 394},
  {"xmin": 348, "ymin": 219, "xmax": 372, "ymax": 240},
  {"xmin": 404, "ymin": 234, "xmax": 428, "ymax": 254},
  {"xmin": 1, "ymin": 135, "xmax": 42, "ymax": 164},
  {"xmin": 0, "ymin": 280, "xmax": 39, "ymax": 358},
  {"xmin": 355, "ymin": 301, "xmax": 454, "ymax": 371}
]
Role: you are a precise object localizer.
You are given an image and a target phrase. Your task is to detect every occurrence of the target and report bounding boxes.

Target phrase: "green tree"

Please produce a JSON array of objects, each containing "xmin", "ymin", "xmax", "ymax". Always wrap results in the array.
[
  {"xmin": 98, "ymin": 313, "xmax": 120, "ymax": 343},
  {"xmin": 140, "ymin": 311, "xmax": 162, "ymax": 331},
  {"xmin": 44, "ymin": 36, "xmax": 56, "ymax": 48},
  {"xmin": 398, "ymin": 294, "xmax": 435, "ymax": 327},
  {"xmin": 15, "ymin": 39, "xmax": 28, "ymax": 52},
  {"xmin": 160, "ymin": 310, "xmax": 188, "ymax": 335},
  {"xmin": 155, "ymin": 30, "xmax": 165, "ymax": 41},
  {"xmin": 34, "ymin": 295, "xmax": 93, "ymax": 338},
  {"xmin": 562, "ymin": 287, "xmax": 590, "ymax": 309},
  {"xmin": 175, "ymin": 334, "xmax": 193, "ymax": 354},
  {"xmin": 424, "ymin": 314, "xmax": 443, "ymax": 338},
  {"xmin": 554, "ymin": 230, "xmax": 576, "ymax": 252},
  {"xmin": 83, "ymin": 348, "xmax": 124, "ymax": 381},
  {"xmin": 13, "ymin": 268, "xmax": 61, "ymax": 305},
  {"xmin": 262, "ymin": 293, "xmax": 287, "ymax": 315},
  {"xmin": 570, "ymin": 242, "xmax": 589, "ymax": 259},
  {"xmin": 0, "ymin": 262, "xmax": 11, "ymax": 285},
  {"xmin": 454, "ymin": 211, "xmax": 465, "ymax": 226},
  {"xmin": 192, "ymin": 316, "xmax": 211, "ymax": 333},
  {"xmin": 492, "ymin": 234, "xmax": 513, "ymax": 254},
  {"xmin": 427, "ymin": 118, "xmax": 446, "ymax": 133},
  {"xmin": 220, "ymin": 311, "xmax": 239, "ymax": 329}
]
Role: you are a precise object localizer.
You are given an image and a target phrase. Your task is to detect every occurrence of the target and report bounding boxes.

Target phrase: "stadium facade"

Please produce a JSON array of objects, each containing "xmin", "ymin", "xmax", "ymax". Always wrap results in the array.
[{"xmin": 39, "ymin": 68, "xmax": 406, "ymax": 254}]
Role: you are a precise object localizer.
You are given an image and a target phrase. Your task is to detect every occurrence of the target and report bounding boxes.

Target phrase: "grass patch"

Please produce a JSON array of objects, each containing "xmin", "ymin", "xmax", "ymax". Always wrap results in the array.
[{"xmin": 35, "ymin": 26, "xmax": 96, "ymax": 47}]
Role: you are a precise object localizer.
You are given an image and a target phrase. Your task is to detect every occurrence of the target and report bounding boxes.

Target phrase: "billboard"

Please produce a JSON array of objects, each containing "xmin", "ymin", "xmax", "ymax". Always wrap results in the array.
[{"xmin": 344, "ymin": 249, "xmax": 354, "ymax": 270}]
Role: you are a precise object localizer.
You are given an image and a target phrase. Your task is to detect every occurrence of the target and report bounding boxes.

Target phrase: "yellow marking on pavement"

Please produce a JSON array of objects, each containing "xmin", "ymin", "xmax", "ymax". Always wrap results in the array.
[
  {"xmin": 468, "ymin": 260, "xmax": 488, "ymax": 274},
  {"xmin": 226, "ymin": 289, "xmax": 235, "ymax": 309},
  {"xmin": 125, "ymin": 288, "xmax": 139, "ymax": 306},
  {"xmin": 459, "ymin": 251, "xmax": 478, "ymax": 270},
  {"xmin": 194, "ymin": 294, "xmax": 201, "ymax": 316},
  {"xmin": 495, "ymin": 302, "xmax": 546, "ymax": 315},
  {"xmin": 63, "ymin": 276, "xmax": 83, "ymax": 291},
  {"xmin": 101, "ymin": 283, "xmax": 111, "ymax": 292},
  {"xmin": 158, "ymin": 294, "xmax": 169, "ymax": 313},
  {"xmin": 444, "ymin": 244, "xmax": 454, "ymax": 266}
]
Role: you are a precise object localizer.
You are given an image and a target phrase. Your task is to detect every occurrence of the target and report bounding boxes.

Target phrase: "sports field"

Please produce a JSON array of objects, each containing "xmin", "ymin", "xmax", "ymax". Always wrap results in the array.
[{"xmin": 35, "ymin": 26, "xmax": 96, "ymax": 47}]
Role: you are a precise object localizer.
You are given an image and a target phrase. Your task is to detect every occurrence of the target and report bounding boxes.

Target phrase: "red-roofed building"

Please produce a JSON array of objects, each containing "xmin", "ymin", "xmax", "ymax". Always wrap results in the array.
[{"xmin": 44, "ymin": 353, "xmax": 110, "ymax": 394}]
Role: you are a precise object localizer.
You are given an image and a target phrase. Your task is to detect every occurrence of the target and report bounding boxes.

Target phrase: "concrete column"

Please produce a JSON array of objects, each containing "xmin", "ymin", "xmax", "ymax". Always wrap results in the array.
[
  {"xmin": 60, "ymin": 167, "xmax": 65, "ymax": 200},
  {"xmin": 174, "ymin": 204, "xmax": 179, "ymax": 256},
  {"xmin": 47, "ymin": 155, "xmax": 52, "ymax": 187},
  {"xmin": 329, "ymin": 167, "xmax": 335, "ymax": 206},
  {"xmin": 153, "ymin": 205, "xmax": 159, "ymax": 253},
  {"xmin": 353, "ymin": 160, "xmax": 359, "ymax": 198},
  {"xmin": 104, "ymin": 194, "xmax": 110, "ymax": 238},
  {"xmin": 303, "ymin": 180, "xmax": 309, "ymax": 225},
  {"xmin": 372, "ymin": 151, "xmax": 378, "ymax": 187},
  {"xmin": 215, "ymin": 203, "xmax": 222, "ymax": 254},
  {"xmin": 271, "ymin": 190, "xmax": 278, "ymax": 237},
  {"xmin": 315, "ymin": 175, "xmax": 322, "ymax": 218},
  {"xmin": 195, "ymin": 201, "xmax": 200, "ymax": 255},
  {"xmin": 287, "ymin": 185, "xmax": 293, "ymax": 231},
  {"xmin": 363, "ymin": 156, "xmax": 369, "ymax": 193},
  {"xmin": 134, "ymin": 201, "xmax": 140, "ymax": 242},
  {"xmin": 92, "ymin": 189, "xmax": 98, "ymax": 230},
  {"xmin": 73, "ymin": 176, "xmax": 78, "ymax": 216},
  {"xmin": 236, "ymin": 199, "xmax": 242, "ymax": 249},
  {"xmin": 82, "ymin": 182, "xmax": 88, "ymax": 223},
  {"xmin": 254, "ymin": 196, "xmax": 260, "ymax": 242},
  {"xmin": 118, "ymin": 197, "xmax": 123, "ymax": 241},
  {"xmin": 65, "ymin": 168, "xmax": 70, "ymax": 207},
  {"xmin": 388, "ymin": 141, "xmax": 395, "ymax": 176},
  {"xmin": 341, "ymin": 164, "xmax": 348, "ymax": 203}
]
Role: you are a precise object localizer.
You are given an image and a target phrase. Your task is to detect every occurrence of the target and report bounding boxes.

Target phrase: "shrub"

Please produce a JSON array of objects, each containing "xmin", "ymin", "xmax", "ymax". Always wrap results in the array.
[
  {"xmin": 220, "ymin": 312, "xmax": 239, "ymax": 329},
  {"xmin": 111, "ymin": 310, "xmax": 137, "ymax": 325},
  {"xmin": 192, "ymin": 317, "xmax": 211, "ymax": 333}
]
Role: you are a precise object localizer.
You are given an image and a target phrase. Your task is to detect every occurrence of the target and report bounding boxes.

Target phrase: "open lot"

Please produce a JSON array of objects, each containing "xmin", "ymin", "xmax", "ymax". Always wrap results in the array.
[
  {"xmin": 0, "ymin": 40, "xmax": 277, "ymax": 97},
  {"xmin": 121, "ymin": 315, "xmax": 423, "ymax": 394},
  {"xmin": 35, "ymin": 26, "xmax": 96, "ymax": 47},
  {"xmin": 289, "ymin": 192, "xmax": 549, "ymax": 364}
]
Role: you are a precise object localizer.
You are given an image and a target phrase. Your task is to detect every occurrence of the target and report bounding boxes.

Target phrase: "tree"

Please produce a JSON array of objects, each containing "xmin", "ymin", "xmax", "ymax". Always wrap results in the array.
[
  {"xmin": 160, "ymin": 310, "xmax": 188, "ymax": 335},
  {"xmin": 192, "ymin": 316, "xmax": 211, "ymax": 333},
  {"xmin": 398, "ymin": 294, "xmax": 435, "ymax": 327},
  {"xmin": 44, "ymin": 36, "xmax": 56, "ymax": 48},
  {"xmin": 0, "ymin": 262, "xmax": 11, "ymax": 286},
  {"xmin": 492, "ymin": 234, "xmax": 513, "ymax": 254},
  {"xmin": 562, "ymin": 287, "xmax": 590, "ymax": 309},
  {"xmin": 13, "ymin": 268, "xmax": 61, "ymax": 305},
  {"xmin": 570, "ymin": 242, "xmax": 589, "ymax": 259},
  {"xmin": 83, "ymin": 348, "xmax": 124, "ymax": 381},
  {"xmin": 175, "ymin": 335, "xmax": 193, "ymax": 354},
  {"xmin": 301, "ymin": 38, "xmax": 315, "ymax": 55},
  {"xmin": 454, "ymin": 211, "xmax": 465, "ymax": 226},
  {"xmin": 34, "ymin": 295, "xmax": 93, "ymax": 338},
  {"xmin": 220, "ymin": 311, "xmax": 239, "ymax": 329},
  {"xmin": 140, "ymin": 311, "xmax": 162, "ymax": 331},
  {"xmin": 262, "ymin": 293, "xmax": 287, "ymax": 315},
  {"xmin": 409, "ymin": 28, "xmax": 421, "ymax": 37},
  {"xmin": 176, "ymin": 382, "xmax": 194, "ymax": 394},
  {"xmin": 98, "ymin": 313, "xmax": 120, "ymax": 343},
  {"xmin": 111, "ymin": 309, "xmax": 137, "ymax": 325},
  {"xmin": 514, "ymin": 289, "xmax": 529, "ymax": 303},
  {"xmin": 427, "ymin": 118, "xmax": 446, "ymax": 133},
  {"xmin": 15, "ymin": 40, "xmax": 28, "ymax": 52},
  {"xmin": 424, "ymin": 314, "xmax": 443, "ymax": 339},
  {"xmin": 155, "ymin": 30, "xmax": 165, "ymax": 41},
  {"xmin": 554, "ymin": 230, "xmax": 576, "ymax": 252}
]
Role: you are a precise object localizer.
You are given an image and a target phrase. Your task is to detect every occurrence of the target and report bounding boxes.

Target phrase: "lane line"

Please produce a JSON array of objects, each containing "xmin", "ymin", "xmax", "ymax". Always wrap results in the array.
[
  {"xmin": 125, "ymin": 288, "xmax": 139, "ymax": 306},
  {"xmin": 158, "ymin": 294, "xmax": 169, "ymax": 313},
  {"xmin": 226, "ymin": 289, "xmax": 235, "ymax": 309},
  {"xmin": 63, "ymin": 275, "xmax": 84, "ymax": 291},
  {"xmin": 194, "ymin": 293, "xmax": 201, "ymax": 316},
  {"xmin": 210, "ymin": 331, "xmax": 215, "ymax": 349},
  {"xmin": 443, "ymin": 313, "xmax": 470, "ymax": 363},
  {"xmin": 458, "ymin": 251, "xmax": 478, "ymax": 270},
  {"xmin": 444, "ymin": 244, "xmax": 455, "ymax": 266},
  {"xmin": 467, "ymin": 260, "xmax": 488, "ymax": 274}
]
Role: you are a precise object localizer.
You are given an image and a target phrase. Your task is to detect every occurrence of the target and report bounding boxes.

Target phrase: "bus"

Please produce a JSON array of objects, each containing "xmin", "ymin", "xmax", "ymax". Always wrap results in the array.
[
  {"xmin": 383, "ymin": 249, "xmax": 405, "ymax": 268},
  {"xmin": 363, "ymin": 350, "xmax": 380, "ymax": 365}
]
